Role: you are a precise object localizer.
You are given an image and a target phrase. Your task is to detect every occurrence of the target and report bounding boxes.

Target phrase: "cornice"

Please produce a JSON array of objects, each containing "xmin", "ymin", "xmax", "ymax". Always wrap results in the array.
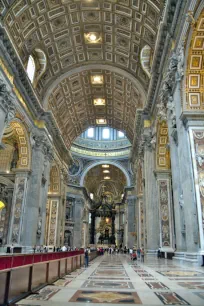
[{"xmin": 0, "ymin": 27, "xmax": 72, "ymax": 165}]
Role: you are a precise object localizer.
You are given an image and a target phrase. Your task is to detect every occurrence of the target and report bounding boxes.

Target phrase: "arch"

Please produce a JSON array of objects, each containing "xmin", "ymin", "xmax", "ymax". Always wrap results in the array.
[
  {"xmin": 80, "ymin": 160, "xmax": 131, "ymax": 187},
  {"xmin": 43, "ymin": 64, "xmax": 147, "ymax": 109},
  {"xmin": 3, "ymin": 119, "xmax": 31, "ymax": 170}
]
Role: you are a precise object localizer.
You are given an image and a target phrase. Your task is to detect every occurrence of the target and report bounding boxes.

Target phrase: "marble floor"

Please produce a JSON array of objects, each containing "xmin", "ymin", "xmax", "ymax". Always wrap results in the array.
[{"xmin": 16, "ymin": 254, "xmax": 204, "ymax": 306}]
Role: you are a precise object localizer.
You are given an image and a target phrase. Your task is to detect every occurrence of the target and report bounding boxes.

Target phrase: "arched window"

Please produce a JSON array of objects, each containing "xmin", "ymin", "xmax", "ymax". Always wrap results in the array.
[{"xmin": 26, "ymin": 55, "xmax": 36, "ymax": 83}]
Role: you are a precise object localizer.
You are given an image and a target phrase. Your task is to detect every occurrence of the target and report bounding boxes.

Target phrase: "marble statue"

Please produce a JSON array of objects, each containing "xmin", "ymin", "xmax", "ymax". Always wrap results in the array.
[
  {"xmin": 37, "ymin": 216, "xmax": 42, "ymax": 236},
  {"xmin": 177, "ymin": 41, "xmax": 185, "ymax": 81}
]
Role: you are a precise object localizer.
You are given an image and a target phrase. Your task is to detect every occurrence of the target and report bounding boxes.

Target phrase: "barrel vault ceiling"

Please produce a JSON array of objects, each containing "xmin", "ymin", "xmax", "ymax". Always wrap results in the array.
[
  {"xmin": 3, "ymin": 0, "xmax": 165, "ymax": 148},
  {"xmin": 84, "ymin": 164, "xmax": 126, "ymax": 198}
]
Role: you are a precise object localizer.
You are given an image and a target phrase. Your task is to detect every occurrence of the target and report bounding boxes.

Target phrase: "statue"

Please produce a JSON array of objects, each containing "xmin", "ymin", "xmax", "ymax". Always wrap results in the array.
[
  {"xmin": 10, "ymin": 142, "xmax": 19, "ymax": 170},
  {"xmin": 150, "ymin": 134, "xmax": 157, "ymax": 150},
  {"xmin": 37, "ymin": 216, "xmax": 42, "ymax": 237},
  {"xmin": 179, "ymin": 193, "xmax": 185, "ymax": 232},
  {"xmin": 167, "ymin": 96, "xmax": 176, "ymax": 128},
  {"xmin": 179, "ymin": 194, "xmax": 184, "ymax": 208},
  {"xmin": 186, "ymin": 11, "xmax": 196, "ymax": 28},
  {"xmin": 177, "ymin": 41, "xmax": 185, "ymax": 81},
  {"xmin": 157, "ymin": 101, "xmax": 167, "ymax": 121}
]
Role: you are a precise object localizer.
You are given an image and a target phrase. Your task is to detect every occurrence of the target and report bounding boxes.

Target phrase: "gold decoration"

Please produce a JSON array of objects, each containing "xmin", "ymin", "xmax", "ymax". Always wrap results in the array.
[
  {"xmin": 186, "ymin": 11, "xmax": 204, "ymax": 110},
  {"xmin": 144, "ymin": 120, "xmax": 151, "ymax": 128},
  {"xmin": 156, "ymin": 122, "xmax": 170, "ymax": 170}
]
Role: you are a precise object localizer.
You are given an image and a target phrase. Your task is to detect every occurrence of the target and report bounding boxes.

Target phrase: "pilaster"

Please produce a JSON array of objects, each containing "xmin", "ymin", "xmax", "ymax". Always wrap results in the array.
[
  {"xmin": 127, "ymin": 194, "xmax": 136, "ymax": 248},
  {"xmin": 8, "ymin": 169, "xmax": 29, "ymax": 245},
  {"xmin": 143, "ymin": 128, "xmax": 159, "ymax": 254},
  {"xmin": 155, "ymin": 171, "xmax": 175, "ymax": 253},
  {"xmin": 22, "ymin": 129, "xmax": 53, "ymax": 249}
]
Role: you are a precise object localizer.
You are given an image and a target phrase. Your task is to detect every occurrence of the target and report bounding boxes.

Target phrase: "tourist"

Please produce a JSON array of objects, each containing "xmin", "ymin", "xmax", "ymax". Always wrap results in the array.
[
  {"xmin": 129, "ymin": 247, "xmax": 133, "ymax": 259},
  {"xmin": 84, "ymin": 247, "xmax": 89, "ymax": 268},
  {"xmin": 33, "ymin": 245, "xmax": 36, "ymax": 253},
  {"xmin": 157, "ymin": 247, "xmax": 162, "ymax": 259},
  {"xmin": 61, "ymin": 245, "xmax": 67, "ymax": 252},
  {"xmin": 10, "ymin": 244, "xmax": 14, "ymax": 254},
  {"xmin": 141, "ymin": 248, "xmax": 144, "ymax": 262},
  {"xmin": 132, "ymin": 251, "xmax": 137, "ymax": 261},
  {"xmin": 137, "ymin": 247, "xmax": 141, "ymax": 259}
]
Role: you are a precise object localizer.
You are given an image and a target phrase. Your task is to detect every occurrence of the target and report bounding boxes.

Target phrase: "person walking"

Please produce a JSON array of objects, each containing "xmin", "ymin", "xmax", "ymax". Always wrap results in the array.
[
  {"xmin": 157, "ymin": 247, "xmax": 162, "ymax": 259},
  {"xmin": 137, "ymin": 247, "xmax": 141, "ymax": 259},
  {"xmin": 84, "ymin": 247, "xmax": 89, "ymax": 268},
  {"xmin": 141, "ymin": 248, "xmax": 144, "ymax": 262}
]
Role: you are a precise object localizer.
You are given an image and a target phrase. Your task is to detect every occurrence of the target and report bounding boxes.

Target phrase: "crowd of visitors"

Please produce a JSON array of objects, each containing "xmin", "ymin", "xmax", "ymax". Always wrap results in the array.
[{"xmin": 32, "ymin": 245, "xmax": 79, "ymax": 253}]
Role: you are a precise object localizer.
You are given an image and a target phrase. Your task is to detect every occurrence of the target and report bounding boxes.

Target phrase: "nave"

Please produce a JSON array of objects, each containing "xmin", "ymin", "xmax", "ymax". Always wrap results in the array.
[{"xmin": 16, "ymin": 255, "xmax": 204, "ymax": 306}]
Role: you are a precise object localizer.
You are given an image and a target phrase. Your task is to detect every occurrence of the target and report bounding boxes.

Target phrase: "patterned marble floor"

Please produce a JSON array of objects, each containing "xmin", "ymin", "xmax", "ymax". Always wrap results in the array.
[{"xmin": 16, "ymin": 254, "xmax": 204, "ymax": 306}]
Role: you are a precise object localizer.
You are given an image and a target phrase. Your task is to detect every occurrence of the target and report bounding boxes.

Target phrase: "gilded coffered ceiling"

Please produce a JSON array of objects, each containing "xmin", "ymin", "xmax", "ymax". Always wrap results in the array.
[
  {"xmin": 48, "ymin": 69, "xmax": 144, "ymax": 147},
  {"xmin": 3, "ymin": 0, "xmax": 164, "ymax": 96},
  {"xmin": 2, "ymin": 0, "xmax": 165, "ymax": 148},
  {"xmin": 84, "ymin": 164, "xmax": 126, "ymax": 198}
]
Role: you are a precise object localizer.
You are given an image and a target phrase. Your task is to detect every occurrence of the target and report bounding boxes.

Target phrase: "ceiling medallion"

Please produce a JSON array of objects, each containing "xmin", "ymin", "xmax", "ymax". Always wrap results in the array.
[
  {"xmin": 93, "ymin": 98, "xmax": 106, "ymax": 106},
  {"xmin": 84, "ymin": 32, "xmax": 102, "ymax": 44},
  {"xmin": 104, "ymin": 176, "xmax": 110, "ymax": 180},
  {"xmin": 103, "ymin": 170, "xmax": 110, "ymax": 173},
  {"xmin": 96, "ymin": 118, "xmax": 107, "ymax": 125},
  {"xmin": 102, "ymin": 165, "xmax": 109, "ymax": 168},
  {"xmin": 91, "ymin": 75, "xmax": 104, "ymax": 84}
]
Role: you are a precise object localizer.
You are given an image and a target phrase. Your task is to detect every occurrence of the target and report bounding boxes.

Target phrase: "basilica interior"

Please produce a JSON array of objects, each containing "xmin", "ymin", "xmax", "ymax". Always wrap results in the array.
[{"xmin": 0, "ymin": 0, "xmax": 204, "ymax": 305}]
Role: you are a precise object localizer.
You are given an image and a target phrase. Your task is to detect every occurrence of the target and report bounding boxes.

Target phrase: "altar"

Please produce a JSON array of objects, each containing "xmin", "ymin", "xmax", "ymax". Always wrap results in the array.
[{"xmin": 89, "ymin": 194, "xmax": 116, "ymax": 245}]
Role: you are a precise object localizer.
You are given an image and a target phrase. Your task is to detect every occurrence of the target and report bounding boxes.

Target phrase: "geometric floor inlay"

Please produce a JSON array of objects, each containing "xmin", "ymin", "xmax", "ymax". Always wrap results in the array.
[
  {"xmin": 146, "ymin": 282, "xmax": 169, "ymax": 290},
  {"xmin": 157, "ymin": 270, "xmax": 204, "ymax": 277},
  {"xmin": 178, "ymin": 282, "xmax": 204, "ymax": 289},
  {"xmin": 91, "ymin": 269, "xmax": 128, "ymax": 277},
  {"xmin": 69, "ymin": 290, "xmax": 142, "ymax": 303},
  {"xmin": 82, "ymin": 280, "xmax": 134, "ymax": 289},
  {"xmin": 154, "ymin": 292, "xmax": 190, "ymax": 305}
]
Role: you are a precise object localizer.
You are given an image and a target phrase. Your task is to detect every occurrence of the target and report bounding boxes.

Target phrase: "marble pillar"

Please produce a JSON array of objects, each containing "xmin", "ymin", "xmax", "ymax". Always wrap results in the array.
[
  {"xmin": 189, "ymin": 128, "xmax": 204, "ymax": 252},
  {"xmin": 143, "ymin": 135, "xmax": 160, "ymax": 254},
  {"xmin": 22, "ymin": 130, "xmax": 53, "ymax": 250},
  {"xmin": 174, "ymin": 82, "xmax": 199, "ymax": 254},
  {"xmin": 47, "ymin": 199, "xmax": 59, "ymax": 246},
  {"xmin": 73, "ymin": 197, "xmax": 84, "ymax": 248},
  {"xmin": 167, "ymin": 105, "xmax": 186, "ymax": 252},
  {"xmin": 137, "ymin": 196, "xmax": 145, "ymax": 248},
  {"xmin": 0, "ymin": 182, "xmax": 14, "ymax": 245},
  {"xmin": 8, "ymin": 170, "xmax": 29, "ymax": 245},
  {"xmin": 156, "ymin": 171, "xmax": 174, "ymax": 253},
  {"xmin": 127, "ymin": 195, "xmax": 136, "ymax": 248}
]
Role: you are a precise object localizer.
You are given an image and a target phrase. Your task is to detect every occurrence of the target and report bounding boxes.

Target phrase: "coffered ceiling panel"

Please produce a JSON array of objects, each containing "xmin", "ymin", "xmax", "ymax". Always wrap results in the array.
[
  {"xmin": 48, "ymin": 69, "xmax": 144, "ymax": 147},
  {"xmin": 4, "ymin": 0, "xmax": 164, "ymax": 99}
]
